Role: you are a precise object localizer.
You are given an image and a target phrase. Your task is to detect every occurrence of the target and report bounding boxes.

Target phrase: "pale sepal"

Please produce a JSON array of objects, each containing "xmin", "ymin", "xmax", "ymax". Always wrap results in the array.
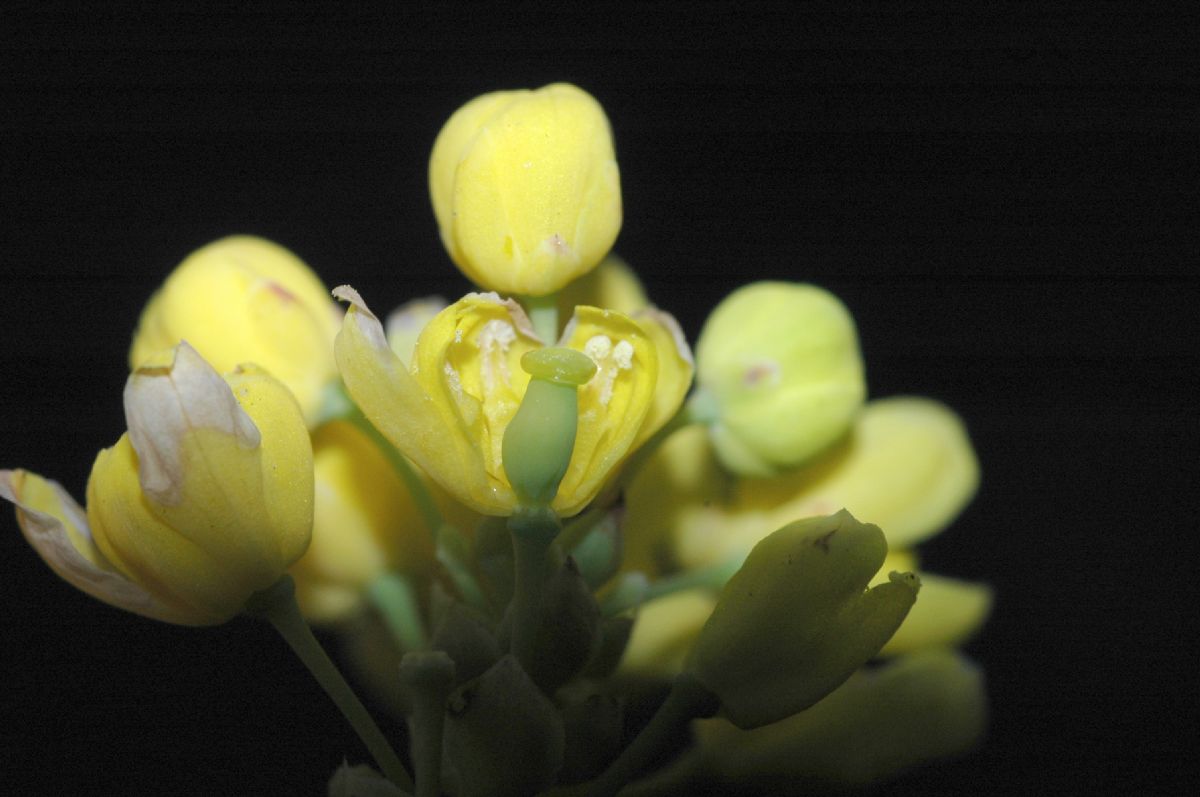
[{"xmin": 0, "ymin": 469, "xmax": 204, "ymax": 625}]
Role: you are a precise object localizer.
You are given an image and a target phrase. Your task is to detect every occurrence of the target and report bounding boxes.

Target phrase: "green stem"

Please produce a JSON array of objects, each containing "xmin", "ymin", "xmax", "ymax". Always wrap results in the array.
[
  {"xmin": 434, "ymin": 529, "xmax": 489, "ymax": 611},
  {"xmin": 346, "ymin": 405, "xmax": 488, "ymax": 611},
  {"xmin": 586, "ymin": 673, "xmax": 719, "ymax": 797},
  {"xmin": 399, "ymin": 652, "xmax": 455, "ymax": 797},
  {"xmin": 246, "ymin": 576, "xmax": 414, "ymax": 791},
  {"xmin": 601, "ymin": 556, "xmax": 745, "ymax": 617},
  {"xmin": 524, "ymin": 293, "xmax": 560, "ymax": 344},
  {"xmin": 367, "ymin": 571, "xmax": 427, "ymax": 651},
  {"xmin": 507, "ymin": 507, "xmax": 561, "ymax": 670}
]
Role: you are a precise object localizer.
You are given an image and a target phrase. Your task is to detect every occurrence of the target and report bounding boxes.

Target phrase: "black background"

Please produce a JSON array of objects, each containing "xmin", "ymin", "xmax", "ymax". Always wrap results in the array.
[{"xmin": 2, "ymin": 3, "xmax": 1196, "ymax": 795}]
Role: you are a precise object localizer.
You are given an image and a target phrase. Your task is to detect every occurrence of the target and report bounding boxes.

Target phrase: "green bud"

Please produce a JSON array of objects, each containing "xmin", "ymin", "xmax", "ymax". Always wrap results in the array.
[
  {"xmin": 582, "ymin": 615, "xmax": 634, "ymax": 679},
  {"xmin": 558, "ymin": 687, "xmax": 624, "ymax": 784},
  {"xmin": 696, "ymin": 281, "xmax": 865, "ymax": 476},
  {"xmin": 431, "ymin": 602, "xmax": 501, "ymax": 686},
  {"xmin": 442, "ymin": 655, "xmax": 565, "ymax": 797},
  {"xmin": 560, "ymin": 506, "xmax": 623, "ymax": 589},
  {"xmin": 502, "ymin": 347, "xmax": 598, "ymax": 507},
  {"xmin": 686, "ymin": 510, "xmax": 919, "ymax": 729},
  {"xmin": 525, "ymin": 557, "xmax": 603, "ymax": 692}
]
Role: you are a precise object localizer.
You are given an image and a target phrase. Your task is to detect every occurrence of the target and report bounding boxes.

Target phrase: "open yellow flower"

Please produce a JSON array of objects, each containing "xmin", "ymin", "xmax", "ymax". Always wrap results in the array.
[
  {"xmin": 333, "ymin": 287, "xmax": 691, "ymax": 517},
  {"xmin": 2, "ymin": 342, "xmax": 313, "ymax": 625}
]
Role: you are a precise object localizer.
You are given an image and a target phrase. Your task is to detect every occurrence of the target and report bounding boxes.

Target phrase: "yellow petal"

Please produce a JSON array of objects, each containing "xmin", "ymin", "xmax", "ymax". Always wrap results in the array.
[
  {"xmin": 87, "ymin": 436, "xmax": 245, "ymax": 621},
  {"xmin": 419, "ymin": 293, "xmax": 542, "ymax": 503},
  {"xmin": 557, "ymin": 252, "xmax": 649, "ymax": 317},
  {"xmin": 624, "ymin": 396, "xmax": 980, "ymax": 573},
  {"xmin": 736, "ymin": 396, "xmax": 980, "ymax": 550},
  {"xmin": 385, "ymin": 296, "xmax": 448, "ymax": 366},
  {"xmin": 429, "ymin": 89, "xmax": 522, "ymax": 255},
  {"xmin": 87, "ymin": 350, "xmax": 313, "ymax": 623},
  {"xmin": 291, "ymin": 420, "xmax": 435, "ymax": 623},
  {"xmin": 619, "ymin": 588, "xmax": 716, "ymax": 679},
  {"xmin": 621, "ymin": 425, "xmax": 725, "ymax": 576},
  {"xmin": 445, "ymin": 84, "xmax": 622, "ymax": 295},
  {"xmin": 1, "ymin": 469, "xmax": 201, "ymax": 624},
  {"xmin": 694, "ymin": 650, "xmax": 987, "ymax": 788},
  {"xmin": 334, "ymin": 287, "xmax": 523, "ymax": 515},
  {"xmin": 129, "ymin": 235, "xmax": 341, "ymax": 424},
  {"xmin": 554, "ymin": 306, "xmax": 657, "ymax": 516},
  {"xmin": 880, "ymin": 571, "xmax": 993, "ymax": 655},
  {"xmin": 630, "ymin": 308, "xmax": 694, "ymax": 449}
]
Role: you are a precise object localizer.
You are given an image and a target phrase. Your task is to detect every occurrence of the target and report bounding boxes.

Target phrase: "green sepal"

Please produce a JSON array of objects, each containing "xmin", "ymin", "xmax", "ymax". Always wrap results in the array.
[{"xmin": 442, "ymin": 655, "xmax": 565, "ymax": 797}]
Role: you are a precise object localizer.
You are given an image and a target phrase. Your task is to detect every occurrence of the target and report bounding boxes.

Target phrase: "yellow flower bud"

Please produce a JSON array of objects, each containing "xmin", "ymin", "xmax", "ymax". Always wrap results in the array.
[
  {"xmin": 557, "ymin": 253, "xmax": 648, "ymax": 317},
  {"xmin": 624, "ymin": 397, "xmax": 979, "ymax": 574},
  {"xmin": 2, "ymin": 343, "xmax": 313, "ymax": 625},
  {"xmin": 694, "ymin": 650, "xmax": 987, "ymax": 788},
  {"xmin": 289, "ymin": 420, "xmax": 435, "ymax": 624},
  {"xmin": 686, "ymin": 511, "xmax": 919, "ymax": 729},
  {"xmin": 620, "ymin": 588, "xmax": 718, "ymax": 679},
  {"xmin": 129, "ymin": 235, "xmax": 343, "ymax": 425},
  {"xmin": 385, "ymin": 296, "xmax": 447, "ymax": 365},
  {"xmin": 695, "ymin": 281, "xmax": 865, "ymax": 476},
  {"xmin": 429, "ymin": 83, "xmax": 622, "ymax": 296}
]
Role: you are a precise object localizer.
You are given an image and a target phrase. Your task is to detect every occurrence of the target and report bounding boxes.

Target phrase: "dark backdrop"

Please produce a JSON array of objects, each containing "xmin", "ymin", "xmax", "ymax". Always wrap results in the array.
[{"xmin": 2, "ymin": 3, "xmax": 1196, "ymax": 795}]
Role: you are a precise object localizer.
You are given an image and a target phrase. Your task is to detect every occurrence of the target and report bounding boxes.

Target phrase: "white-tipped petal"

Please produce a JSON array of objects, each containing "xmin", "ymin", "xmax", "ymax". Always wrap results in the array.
[
  {"xmin": 122, "ymin": 341, "xmax": 260, "ymax": 505},
  {"xmin": 1, "ymin": 469, "xmax": 197, "ymax": 624}
]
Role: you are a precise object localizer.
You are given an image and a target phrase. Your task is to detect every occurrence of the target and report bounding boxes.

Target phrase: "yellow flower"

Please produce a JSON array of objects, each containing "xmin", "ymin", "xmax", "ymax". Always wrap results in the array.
[
  {"xmin": 289, "ymin": 420, "xmax": 436, "ymax": 624},
  {"xmin": 2, "ymin": 342, "xmax": 313, "ymax": 625},
  {"xmin": 620, "ymin": 396, "xmax": 989, "ymax": 675},
  {"xmin": 692, "ymin": 649, "xmax": 987, "ymax": 790},
  {"xmin": 429, "ymin": 83, "xmax": 622, "ymax": 296},
  {"xmin": 694, "ymin": 281, "xmax": 866, "ymax": 476},
  {"xmin": 333, "ymin": 287, "xmax": 691, "ymax": 517},
  {"xmin": 129, "ymin": 235, "xmax": 343, "ymax": 425}
]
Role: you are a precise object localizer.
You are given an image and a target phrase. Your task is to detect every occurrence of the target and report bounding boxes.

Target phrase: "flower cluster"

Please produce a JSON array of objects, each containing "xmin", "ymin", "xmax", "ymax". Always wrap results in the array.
[{"xmin": 3, "ymin": 83, "xmax": 990, "ymax": 795}]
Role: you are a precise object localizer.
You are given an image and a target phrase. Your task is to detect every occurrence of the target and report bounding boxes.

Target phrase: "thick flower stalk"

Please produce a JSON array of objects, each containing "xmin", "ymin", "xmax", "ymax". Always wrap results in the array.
[
  {"xmin": 333, "ymin": 286, "xmax": 691, "ymax": 517},
  {"xmin": 430, "ymin": 83, "xmax": 622, "ymax": 297},
  {"xmin": 2, "ymin": 342, "xmax": 313, "ymax": 624}
]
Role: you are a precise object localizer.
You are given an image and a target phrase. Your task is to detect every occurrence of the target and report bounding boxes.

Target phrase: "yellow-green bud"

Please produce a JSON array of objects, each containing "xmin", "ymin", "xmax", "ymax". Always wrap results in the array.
[
  {"xmin": 502, "ymin": 348, "xmax": 597, "ymax": 507},
  {"xmin": 429, "ymin": 83, "xmax": 622, "ymax": 296},
  {"xmin": 695, "ymin": 281, "xmax": 865, "ymax": 476},
  {"xmin": 686, "ymin": 510, "xmax": 919, "ymax": 729}
]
